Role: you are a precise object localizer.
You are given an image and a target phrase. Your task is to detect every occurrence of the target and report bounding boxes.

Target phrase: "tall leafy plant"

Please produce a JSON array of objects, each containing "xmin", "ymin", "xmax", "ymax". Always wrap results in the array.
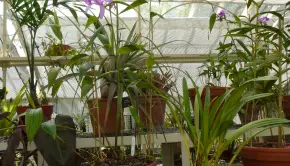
[
  {"xmin": 205, "ymin": 1, "xmax": 290, "ymax": 125},
  {"xmin": 167, "ymin": 75, "xmax": 290, "ymax": 166},
  {"xmin": 6, "ymin": 0, "xmax": 54, "ymax": 106}
]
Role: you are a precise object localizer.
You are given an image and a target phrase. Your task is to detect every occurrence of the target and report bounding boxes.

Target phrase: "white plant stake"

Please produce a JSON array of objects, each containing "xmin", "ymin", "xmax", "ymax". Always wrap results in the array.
[{"xmin": 131, "ymin": 136, "xmax": 136, "ymax": 156}]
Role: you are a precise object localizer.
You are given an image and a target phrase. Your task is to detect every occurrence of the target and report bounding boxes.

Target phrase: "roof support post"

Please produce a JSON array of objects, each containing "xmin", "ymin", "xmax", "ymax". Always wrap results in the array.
[{"xmin": 2, "ymin": 0, "xmax": 8, "ymax": 93}]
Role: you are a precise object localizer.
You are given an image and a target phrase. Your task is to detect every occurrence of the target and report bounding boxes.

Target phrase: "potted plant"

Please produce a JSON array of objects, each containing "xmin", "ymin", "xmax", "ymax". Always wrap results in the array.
[
  {"xmin": 189, "ymin": 58, "xmax": 229, "ymax": 116},
  {"xmin": 43, "ymin": 34, "xmax": 76, "ymax": 57},
  {"xmin": 7, "ymin": 0, "xmax": 56, "ymax": 119},
  {"xmin": 165, "ymin": 74, "xmax": 290, "ymax": 166},
  {"xmin": 209, "ymin": 1, "xmax": 290, "ymax": 165},
  {"xmin": 60, "ymin": 3, "xmax": 150, "ymax": 136},
  {"xmin": 207, "ymin": 3, "xmax": 281, "ymax": 125}
]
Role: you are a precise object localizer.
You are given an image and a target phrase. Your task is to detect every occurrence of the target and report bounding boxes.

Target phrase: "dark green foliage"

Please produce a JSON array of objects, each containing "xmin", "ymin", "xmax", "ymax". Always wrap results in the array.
[{"xmin": 34, "ymin": 115, "xmax": 78, "ymax": 166}]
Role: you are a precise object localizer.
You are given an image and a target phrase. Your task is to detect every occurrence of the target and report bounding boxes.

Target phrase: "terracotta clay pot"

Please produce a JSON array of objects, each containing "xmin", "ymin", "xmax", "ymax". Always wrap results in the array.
[
  {"xmin": 240, "ymin": 146, "xmax": 290, "ymax": 166},
  {"xmin": 188, "ymin": 87, "xmax": 228, "ymax": 120},
  {"xmin": 188, "ymin": 86, "xmax": 228, "ymax": 109},
  {"xmin": 138, "ymin": 96, "xmax": 166, "ymax": 127},
  {"xmin": 282, "ymin": 95, "xmax": 290, "ymax": 118},
  {"xmin": 88, "ymin": 98, "xmax": 122, "ymax": 136},
  {"xmin": 17, "ymin": 105, "xmax": 54, "ymax": 119}
]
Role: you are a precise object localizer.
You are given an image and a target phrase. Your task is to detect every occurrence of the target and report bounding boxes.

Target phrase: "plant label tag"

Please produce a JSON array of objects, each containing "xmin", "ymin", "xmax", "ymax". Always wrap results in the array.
[{"xmin": 131, "ymin": 136, "xmax": 136, "ymax": 156}]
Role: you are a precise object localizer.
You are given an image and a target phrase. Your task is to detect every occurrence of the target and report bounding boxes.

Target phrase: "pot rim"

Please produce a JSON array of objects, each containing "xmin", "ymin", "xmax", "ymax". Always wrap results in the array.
[{"xmin": 242, "ymin": 145, "xmax": 290, "ymax": 152}]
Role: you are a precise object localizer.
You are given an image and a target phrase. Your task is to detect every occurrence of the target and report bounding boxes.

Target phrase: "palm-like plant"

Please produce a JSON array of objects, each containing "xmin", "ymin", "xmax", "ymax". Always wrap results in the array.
[{"xmin": 7, "ymin": 0, "xmax": 54, "ymax": 106}]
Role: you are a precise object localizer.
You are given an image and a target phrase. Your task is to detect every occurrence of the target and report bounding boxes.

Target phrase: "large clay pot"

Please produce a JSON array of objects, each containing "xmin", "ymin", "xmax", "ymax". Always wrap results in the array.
[
  {"xmin": 240, "ymin": 146, "xmax": 290, "ymax": 166},
  {"xmin": 87, "ymin": 98, "xmax": 122, "ymax": 136},
  {"xmin": 138, "ymin": 96, "xmax": 166, "ymax": 127},
  {"xmin": 282, "ymin": 95, "xmax": 290, "ymax": 118}
]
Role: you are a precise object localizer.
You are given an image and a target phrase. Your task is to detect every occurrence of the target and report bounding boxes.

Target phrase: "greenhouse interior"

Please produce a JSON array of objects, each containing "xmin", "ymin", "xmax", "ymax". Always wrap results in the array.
[{"xmin": 2, "ymin": 0, "xmax": 290, "ymax": 165}]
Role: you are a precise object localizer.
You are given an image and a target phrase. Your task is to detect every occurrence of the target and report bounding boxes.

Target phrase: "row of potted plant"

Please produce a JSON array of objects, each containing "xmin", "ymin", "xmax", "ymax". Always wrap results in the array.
[{"xmin": 2, "ymin": 0, "xmax": 290, "ymax": 165}]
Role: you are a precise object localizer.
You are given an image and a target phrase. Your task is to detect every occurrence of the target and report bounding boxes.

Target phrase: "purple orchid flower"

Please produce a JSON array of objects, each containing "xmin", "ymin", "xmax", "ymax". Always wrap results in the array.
[
  {"xmin": 84, "ymin": 0, "xmax": 113, "ymax": 19},
  {"xmin": 217, "ymin": 10, "xmax": 226, "ymax": 17},
  {"xmin": 84, "ymin": 0, "xmax": 92, "ymax": 6},
  {"xmin": 258, "ymin": 16, "xmax": 270, "ymax": 24}
]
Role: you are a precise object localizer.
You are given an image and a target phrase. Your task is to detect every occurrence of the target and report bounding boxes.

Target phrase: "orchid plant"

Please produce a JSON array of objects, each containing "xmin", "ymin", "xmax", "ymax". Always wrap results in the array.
[
  {"xmin": 206, "ymin": 2, "xmax": 278, "ymax": 100},
  {"xmin": 206, "ymin": 0, "xmax": 290, "ymax": 147},
  {"xmin": 84, "ymin": 0, "xmax": 112, "ymax": 19}
]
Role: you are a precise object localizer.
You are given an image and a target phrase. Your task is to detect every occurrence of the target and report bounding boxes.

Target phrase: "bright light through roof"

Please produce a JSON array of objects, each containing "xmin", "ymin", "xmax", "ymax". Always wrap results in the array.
[
  {"xmin": 59, "ymin": 2, "xmax": 137, "ymax": 18},
  {"xmin": 6, "ymin": 18, "xmax": 26, "ymax": 57}
]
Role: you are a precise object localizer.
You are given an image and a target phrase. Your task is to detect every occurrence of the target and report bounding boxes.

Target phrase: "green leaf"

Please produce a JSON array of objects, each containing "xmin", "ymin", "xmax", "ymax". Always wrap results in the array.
[
  {"xmin": 26, "ymin": 108, "xmax": 43, "ymax": 142},
  {"xmin": 87, "ymin": 25, "xmax": 106, "ymax": 48},
  {"xmin": 51, "ymin": 80, "xmax": 63, "ymax": 97},
  {"xmin": 150, "ymin": 12, "xmax": 164, "ymax": 19},
  {"xmin": 146, "ymin": 55, "xmax": 155, "ymax": 70},
  {"xmin": 234, "ymin": 15, "xmax": 241, "ymax": 27},
  {"xmin": 125, "ymin": 22, "xmax": 138, "ymax": 45},
  {"xmin": 68, "ymin": 6, "xmax": 78, "ymax": 23},
  {"xmin": 120, "ymin": 0, "xmax": 148, "ymax": 14},
  {"xmin": 236, "ymin": 51, "xmax": 249, "ymax": 61},
  {"xmin": 68, "ymin": 54, "xmax": 88, "ymax": 65},
  {"xmin": 61, "ymin": 3, "xmax": 79, "ymax": 23},
  {"xmin": 182, "ymin": 78, "xmax": 191, "ymax": 121},
  {"xmin": 50, "ymin": 20, "xmax": 63, "ymax": 41},
  {"xmin": 25, "ymin": 92, "xmax": 35, "ymax": 109},
  {"xmin": 53, "ymin": 10, "xmax": 59, "ymax": 25},
  {"xmin": 247, "ymin": 0, "xmax": 253, "ymax": 8},
  {"xmin": 241, "ymin": 93, "xmax": 273, "ymax": 103},
  {"xmin": 33, "ymin": 1, "xmax": 41, "ymax": 19},
  {"xmin": 85, "ymin": 16, "xmax": 98, "ymax": 29},
  {"xmin": 225, "ymin": 118, "xmax": 290, "ymax": 147},
  {"xmin": 49, "ymin": 10, "xmax": 63, "ymax": 40},
  {"xmin": 209, "ymin": 13, "xmax": 217, "ymax": 33},
  {"xmin": 42, "ymin": 120, "xmax": 56, "ymax": 139},
  {"xmin": 116, "ymin": 44, "xmax": 144, "ymax": 55},
  {"xmin": 81, "ymin": 76, "xmax": 93, "ymax": 97},
  {"xmin": 79, "ymin": 63, "xmax": 95, "ymax": 80},
  {"xmin": 48, "ymin": 67, "xmax": 61, "ymax": 90},
  {"xmin": 247, "ymin": 76, "xmax": 278, "ymax": 82},
  {"xmin": 236, "ymin": 39, "xmax": 252, "ymax": 56}
]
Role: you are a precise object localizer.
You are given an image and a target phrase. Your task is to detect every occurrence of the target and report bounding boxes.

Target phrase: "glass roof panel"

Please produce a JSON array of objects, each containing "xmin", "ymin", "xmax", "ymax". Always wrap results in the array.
[{"xmin": 1, "ymin": 0, "xmax": 290, "ymax": 98}]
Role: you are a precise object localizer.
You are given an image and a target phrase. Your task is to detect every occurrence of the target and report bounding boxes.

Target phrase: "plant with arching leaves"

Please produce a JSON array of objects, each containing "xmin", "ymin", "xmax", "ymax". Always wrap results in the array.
[{"xmin": 166, "ymin": 74, "xmax": 290, "ymax": 166}]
